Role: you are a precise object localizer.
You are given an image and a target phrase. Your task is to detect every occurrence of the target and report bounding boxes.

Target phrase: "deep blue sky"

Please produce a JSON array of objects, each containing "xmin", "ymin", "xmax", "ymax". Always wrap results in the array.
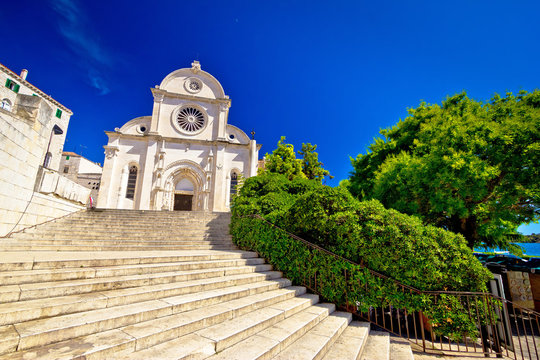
[{"xmin": 2, "ymin": 1, "xmax": 539, "ymax": 234}]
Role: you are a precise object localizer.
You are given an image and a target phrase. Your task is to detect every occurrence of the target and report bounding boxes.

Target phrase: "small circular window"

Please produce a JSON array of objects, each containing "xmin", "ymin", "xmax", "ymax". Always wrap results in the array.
[
  {"xmin": 175, "ymin": 106, "xmax": 206, "ymax": 134},
  {"xmin": 136, "ymin": 124, "xmax": 149, "ymax": 134},
  {"xmin": 229, "ymin": 134, "xmax": 235, "ymax": 140},
  {"xmin": 184, "ymin": 77, "xmax": 203, "ymax": 94}
]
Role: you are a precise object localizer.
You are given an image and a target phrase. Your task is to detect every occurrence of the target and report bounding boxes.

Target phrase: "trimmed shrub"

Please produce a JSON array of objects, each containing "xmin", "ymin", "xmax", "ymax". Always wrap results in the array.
[{"xmin": 230, "ymin": 173, "xmax": 493, "ymax": 340}]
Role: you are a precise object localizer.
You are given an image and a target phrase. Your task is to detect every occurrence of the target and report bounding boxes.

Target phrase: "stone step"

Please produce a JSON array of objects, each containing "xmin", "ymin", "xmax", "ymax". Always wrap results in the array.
[
  {"xmin": 360, "ymin": 330, "xmax": 390, "ymax": 360},
  {"xmin": 30, "ymin": 213, "xmax": 227, "ymax": 219},
  {"xmin": 0, "ymin": 244, "xmax": 238, "ymax": 251},
  {"xmin": 66, "ymin": 214, "xmax": 230, "ymax": 221},
  {"xmin": 0, "ymin": 328, "xmax": 136, "ymax": 360},
  {"xmin": 0, "ymin": 273, "xmax": 289, "ymax": 326},
  {"xmin": 32, "ymin": 221, "xmax": 230, "ymax": 228},
  {"xmin": 0, "ymin": 257, "xmax": 265, "ymax": 286},
  {"xmin": 0, "ymin": 265, "xmax": 277, "ymax": 303},
  {"xmin": 389, "ymin": 337, "xmax": 415, "ymax": 360},
  {"xmin": 66, "ymin": 218, "xmax": 230, "ymax": 223},
  {"xmin": 1, "ymin": 238, "xmax": 234, "ymax": 246},
  {"xmin": 16, "ymin": 226, "xmax": 229, "ymax": 237},
  {"xmin": 119, "ymin": 287, "xmax": 309, "ymax": 353},
  {"xmin": 0, "ymin": 287, "xmax": 305, "ymax": 360},
  {"xmin": 195, "ymin": 294, "xmax": 319, "ymax": 353},
  {"xmin": 321, "ymin": 321, "xmax": 370, "ymax": 360},
  {"xmin": 12, "ymin": 299, "xmax": 173, "ymax": 352},
  {"xmin": 16, "ymin": 231, "xmax": 231, "ymax": 238},
  {"xmin": 12, "ymin": 231, "xmax": 231, "ymax": 238},
  {"xmin": 3, "ymin": 237, "xmax": 233, "ymax": 242},
  {"xmin": 206, "ymin": 303, "xmax": 336, "ymax": 360},
  {"xmin": 4, "ymin": 285, "xmax": 305, "ymax": 355},
  {"xmin": 272, "ymin": 311, "xmax": 352, "ymax": 360},
  {"xmin": 19, "ymin": 225, "xmax": 230, "ymax": 232},
  {"xmin": 79, "ymin": 208, "xmax": 228, "ymax": 214},
  {"xmin": 0, "ymin": 250, "xmax": 258, "ymax": 271}
]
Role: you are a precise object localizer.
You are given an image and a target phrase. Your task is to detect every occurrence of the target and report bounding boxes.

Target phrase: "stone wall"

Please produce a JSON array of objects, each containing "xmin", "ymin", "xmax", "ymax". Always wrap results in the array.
[{"xmin": 0, "ymin": 96, "xmax": 87, "ymax": 237}]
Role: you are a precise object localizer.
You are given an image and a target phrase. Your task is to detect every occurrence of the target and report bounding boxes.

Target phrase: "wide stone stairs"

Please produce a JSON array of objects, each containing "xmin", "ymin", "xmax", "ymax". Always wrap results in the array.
[{"xmin": 0, "ymin": 209, "xmax": 415, "ymax": 359}]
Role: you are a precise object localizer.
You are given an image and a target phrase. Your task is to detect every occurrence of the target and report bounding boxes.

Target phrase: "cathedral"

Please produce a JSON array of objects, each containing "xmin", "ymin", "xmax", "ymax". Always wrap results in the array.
[{"xmin": 97, "ymin": 61, "xmax": 260, "ymax": 212}]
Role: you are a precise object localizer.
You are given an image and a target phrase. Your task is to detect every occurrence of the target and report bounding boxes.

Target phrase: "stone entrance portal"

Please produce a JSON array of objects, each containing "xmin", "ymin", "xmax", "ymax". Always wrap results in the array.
[
  {"xmin": 174, "ymin": 194, "xmax": 192, "ymax": 211},
  {"xmin": 173, "ymin": 177, "xmax": 195, "ymax": 211}
]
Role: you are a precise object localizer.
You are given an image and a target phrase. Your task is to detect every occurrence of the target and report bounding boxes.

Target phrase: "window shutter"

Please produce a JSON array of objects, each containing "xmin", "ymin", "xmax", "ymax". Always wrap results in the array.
[
  {"xmin": 56, "ymin": 109, "xmax": 62, "ymax": 118},
  {"xmin": 5, "ymin": 79, "xmax": 11, "ymax": 88},
  {"xmin": 13, "ymin": 84, "xmax": 20, "ymax": 93}
]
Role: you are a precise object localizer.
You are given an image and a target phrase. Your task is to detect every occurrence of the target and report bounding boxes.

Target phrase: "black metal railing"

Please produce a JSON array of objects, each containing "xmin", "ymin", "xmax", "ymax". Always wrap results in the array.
[{"xmin": 237, "ymin": 215, "xmax": 540, "ymax": 359}]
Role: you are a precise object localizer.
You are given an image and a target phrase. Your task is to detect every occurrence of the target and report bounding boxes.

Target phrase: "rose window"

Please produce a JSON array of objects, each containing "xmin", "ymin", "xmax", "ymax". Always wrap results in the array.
[
  {"xmin": 189, "ymin": 81, "xmax": 200, "ymax": 91},
  {"xmin": 176, "ymin": 107, "xmax": 205, "ymax": 133},
  {"xmin": 184, "ymin": 78, "xmax": 203, "ymax": 93}
]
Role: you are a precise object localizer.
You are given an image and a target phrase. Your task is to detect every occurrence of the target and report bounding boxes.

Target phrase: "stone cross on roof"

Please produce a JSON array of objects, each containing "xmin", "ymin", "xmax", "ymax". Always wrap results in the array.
[{"xmin": 191, "ymin": 61, "xmax": 201, "ymax": 71}]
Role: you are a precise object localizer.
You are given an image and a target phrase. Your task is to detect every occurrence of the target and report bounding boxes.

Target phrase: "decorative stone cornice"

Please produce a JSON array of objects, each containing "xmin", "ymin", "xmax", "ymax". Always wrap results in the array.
[
  {"xmin": 153, "ymin": 92, "xmax": 165, "ymax": 103},
  {"xmin": 103, "ymin": 146, "xmax": 119, "ymax": 159},
  {"xmin": 104, "ymin": 131, "xmax": 253, "ymax": 149},
  {"xmin": 150, "ymin": 87, "xmax": 231, "ymax": 107}
]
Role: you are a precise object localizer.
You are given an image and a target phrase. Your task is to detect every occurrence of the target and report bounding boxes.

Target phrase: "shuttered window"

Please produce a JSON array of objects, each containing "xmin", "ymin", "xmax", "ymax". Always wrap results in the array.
[
  {"xmin": 56, "ymin": 109, "xmax": 62, "ymax": 118},
  {"xmin": 5, "ymin": 79, "xmax": 20, "ymax": 93}
]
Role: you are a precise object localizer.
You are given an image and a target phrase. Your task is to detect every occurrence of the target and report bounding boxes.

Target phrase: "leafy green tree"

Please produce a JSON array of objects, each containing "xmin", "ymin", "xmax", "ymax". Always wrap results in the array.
[
  {"xmin": 263, "ymin": 136, "xmax": 306, "ymax": 180},
  {"xmin": 298, "ymin": 143, "xmax": 333, "ymax": 182},
  {"xmin": 349, "ymin": 90, "xmax": 540, "ymax": 250}
]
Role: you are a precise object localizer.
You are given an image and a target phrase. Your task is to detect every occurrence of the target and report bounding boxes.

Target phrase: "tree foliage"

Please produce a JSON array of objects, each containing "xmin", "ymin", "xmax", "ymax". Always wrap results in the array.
[
  {"xmin": 298, "ymin": 143, "xmax": 332, "ymax": 182},
  {"xmin": 263, "ymin": 137, "xmax": 332, "ymax": 182},
  {"xmin": 349, "ymin": 90, "xmax": 540, "ymax": 250},
  {"xmin": 263, "ymin": 136, "xmax": 306, "ymax": 180}
]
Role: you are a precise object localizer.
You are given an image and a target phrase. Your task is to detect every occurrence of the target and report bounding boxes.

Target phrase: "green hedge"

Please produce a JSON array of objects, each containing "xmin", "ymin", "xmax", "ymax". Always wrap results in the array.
[{"xmin": 230, "ymin": 172, "xmax": 494, "ymax": 340}]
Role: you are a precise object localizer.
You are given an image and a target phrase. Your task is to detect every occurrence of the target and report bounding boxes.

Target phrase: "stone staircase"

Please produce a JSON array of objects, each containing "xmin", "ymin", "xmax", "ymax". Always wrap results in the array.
[{"xmin": 0, "ymin": 209, "xmax": 415, "ymax": 359}]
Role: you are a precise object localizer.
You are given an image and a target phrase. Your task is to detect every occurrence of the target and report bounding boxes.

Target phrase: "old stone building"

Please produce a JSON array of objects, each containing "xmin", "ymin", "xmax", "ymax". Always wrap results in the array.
[
  {"xmin": 60, "ymin": 151, "xmax": 103, "ymax": 201},
  {"xmin": 97, "ymin": 61, "xmax": 260, "ymax": 211},
  {"xmin": 0, "ymin": 63, "xmax": 90, "ymax": 236}
]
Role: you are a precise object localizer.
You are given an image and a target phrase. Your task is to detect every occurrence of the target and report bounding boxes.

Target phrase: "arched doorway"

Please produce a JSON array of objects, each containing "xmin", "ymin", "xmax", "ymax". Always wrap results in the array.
[
  {"xmin": 162, "ymin": 162, "xmax": 206, "ymax": 211},
  {"xmin": 173, "ymin": 178, "xmax": 194, "ymax": 211}
]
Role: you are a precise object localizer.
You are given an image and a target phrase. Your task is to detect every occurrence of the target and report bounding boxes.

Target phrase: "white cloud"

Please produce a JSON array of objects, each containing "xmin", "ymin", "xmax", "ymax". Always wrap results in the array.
[{"xmin": 50, "ymin": 0, "xmax": 112, "ymax": 95}]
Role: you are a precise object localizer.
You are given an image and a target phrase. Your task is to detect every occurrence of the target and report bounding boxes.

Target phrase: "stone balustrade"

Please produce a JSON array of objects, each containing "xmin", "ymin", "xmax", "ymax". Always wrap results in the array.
[{"xmin": 37, "ymin": 167, "xmax": 91, "ymax": 205}]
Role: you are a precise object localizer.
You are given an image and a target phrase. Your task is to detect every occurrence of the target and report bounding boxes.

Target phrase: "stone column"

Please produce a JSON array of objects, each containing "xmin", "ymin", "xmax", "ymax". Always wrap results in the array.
[
  {"xmin": 150, "ymin": 90, "xmax": 164, "ymax": 134},
  {"xmin": 137, "ymin": 139, "xmax": 157, "ymax": 210},
  {"xmin": 216, "ymin": 102, "xmax": 230, "ymax": 140},
  {"xmin": 97, "ymin": 145, "xmax": 119, "ymax": 208},
  {"xmin": 249, "ymin": 139, "xmax": 258, "ymax": 178},
  {"xmin": 212, "ymin": 144, "xmax": 227, "ymax": 211}
]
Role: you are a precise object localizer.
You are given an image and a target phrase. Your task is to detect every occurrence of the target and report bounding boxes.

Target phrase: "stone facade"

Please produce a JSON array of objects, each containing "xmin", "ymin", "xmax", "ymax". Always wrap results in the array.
[
  {"xmin": 0, "ymin": 63, "xmax": 90, "ymax": 236},
  {"xmin": 97, "ymin": 61, "xmax": 260, "ymax": 212}
]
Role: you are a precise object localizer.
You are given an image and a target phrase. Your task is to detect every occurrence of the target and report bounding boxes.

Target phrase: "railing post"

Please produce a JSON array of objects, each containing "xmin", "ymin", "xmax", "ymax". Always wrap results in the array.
[{"xmin": 419, "ymin": 310, "xmax": 426, "ymax": 352}]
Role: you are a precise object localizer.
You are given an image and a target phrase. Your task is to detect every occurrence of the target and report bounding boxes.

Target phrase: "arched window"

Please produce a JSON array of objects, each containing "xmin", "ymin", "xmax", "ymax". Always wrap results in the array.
[
  {"xmin": 1, "ymin": 99, "xmax": 11, "ymax": 111},
  {"xmin": 125, "ymin": 165, "xmax": 138, "ymax": 199},
  {"xmin": 230, "ymin": 171, "xmax": 239, "ymax": 196}
]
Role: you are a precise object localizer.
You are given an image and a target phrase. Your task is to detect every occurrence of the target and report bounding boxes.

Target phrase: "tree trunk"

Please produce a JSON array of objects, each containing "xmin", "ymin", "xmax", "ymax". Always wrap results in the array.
[{"xmin": 449, "ymin": 215, "xmax": 478, "ymax": 249}]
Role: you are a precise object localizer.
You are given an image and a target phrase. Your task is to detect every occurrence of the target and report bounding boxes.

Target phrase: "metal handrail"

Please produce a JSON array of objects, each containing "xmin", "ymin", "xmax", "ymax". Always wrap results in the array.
[{"xmin": 236, "ymin": 214, "xmax": 540, "ymax": 359}]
